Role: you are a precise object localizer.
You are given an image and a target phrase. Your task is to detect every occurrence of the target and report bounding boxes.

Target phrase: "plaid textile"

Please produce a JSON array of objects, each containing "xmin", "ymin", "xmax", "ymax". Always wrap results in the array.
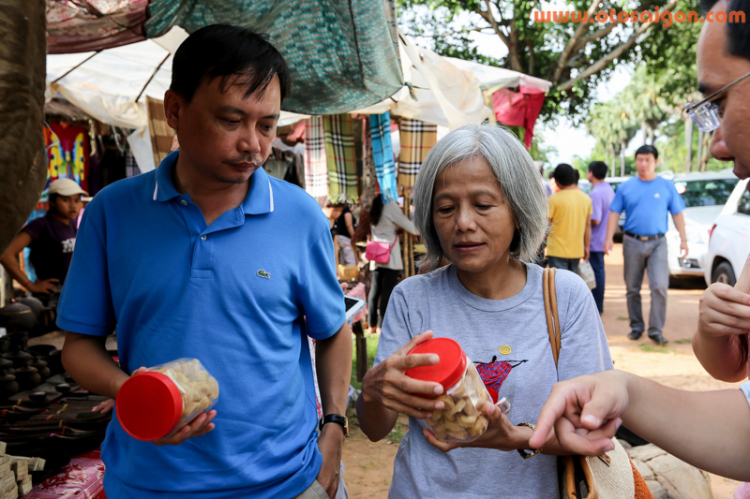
[
  {"xmin": 369, "ymin": 113, "xmax": 398, "ymax": 202},
  {"xmin": 304, "ymin": 117, "xmax": 328, "ymax": 198},
  {"xmin": 323, "ymin": 115, "xmax": 358, "ymax": 203},
  {"xmin": 398, "ymin": 119, "xmax": 438, "ymax": 188},
  {"xmin": 146, "ymin": 96, "xmax": 176, "ymax": 167}
]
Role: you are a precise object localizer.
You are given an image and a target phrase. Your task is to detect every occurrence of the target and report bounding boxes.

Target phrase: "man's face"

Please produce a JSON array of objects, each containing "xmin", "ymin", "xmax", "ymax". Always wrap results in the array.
[
  {"xmin": 698, "ymin": 1, "xmax": 750, "ymax": 186},
  {"xmin": 635, "ymin": 153, "xmax": 657, "ymax": 180},
  {"xmin": 165, "ymin": 73, "xmax": 281, "ymax": 185}
]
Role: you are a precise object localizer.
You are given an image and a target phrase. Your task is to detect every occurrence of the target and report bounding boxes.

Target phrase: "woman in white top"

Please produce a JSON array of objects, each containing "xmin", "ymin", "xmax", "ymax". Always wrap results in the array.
[{"xmin": 367, "ymin": 194, "xmax": 418, "ymax": 335}]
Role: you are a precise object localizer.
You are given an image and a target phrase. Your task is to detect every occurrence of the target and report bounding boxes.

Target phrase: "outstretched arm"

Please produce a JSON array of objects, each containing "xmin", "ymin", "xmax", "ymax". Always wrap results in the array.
[{"xmin": 531, "ymin": 370, "xmax": 750, "ymax": 481}]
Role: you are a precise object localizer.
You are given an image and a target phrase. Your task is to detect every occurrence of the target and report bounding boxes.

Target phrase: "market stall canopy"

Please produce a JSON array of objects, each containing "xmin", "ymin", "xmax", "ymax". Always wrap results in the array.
[
  {"xmin": 445, "ymin": 58, "xmax": 552, "ymax": 94},
  {"xmin": 46, "ymin": 0, "xmax": 404, "ymax": 115},
  {"xmin": 353, "ymin": 33, "xmax": 492, "ymax": 130},
  {"xmin": 45, "ymin": 29, "xmax": 310, "ymax": 131}
]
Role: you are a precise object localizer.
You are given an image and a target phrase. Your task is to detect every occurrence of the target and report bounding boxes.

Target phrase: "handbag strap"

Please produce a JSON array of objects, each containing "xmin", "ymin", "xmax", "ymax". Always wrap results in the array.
[
  {"xmin": 388, "ymin": 235, "xmax": 398, "ymax": 250},
  {"xmin": 543, "ymin": 268, "xmax": 562, "ymax": 369}
]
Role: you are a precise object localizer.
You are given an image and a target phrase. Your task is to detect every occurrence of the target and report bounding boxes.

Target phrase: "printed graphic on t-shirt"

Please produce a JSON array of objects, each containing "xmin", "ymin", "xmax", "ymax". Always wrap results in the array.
[
  {"xmin": 61, "ymin": 238, "xmax": 76, "ymax": 254},
  {"xmin": 476, "ymin": 356, "xmax": 527, "ymax": 403}
]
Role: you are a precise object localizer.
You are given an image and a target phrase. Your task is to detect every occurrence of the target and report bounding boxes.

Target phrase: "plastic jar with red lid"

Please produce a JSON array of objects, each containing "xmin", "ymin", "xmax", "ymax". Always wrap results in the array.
[
  {"xmin": 405, "ymin": 338, "xmax": 492, "ymax": 442},
  {"xmin": 116, "ymin": 358, "xmax": 219, "ymax": 441}
]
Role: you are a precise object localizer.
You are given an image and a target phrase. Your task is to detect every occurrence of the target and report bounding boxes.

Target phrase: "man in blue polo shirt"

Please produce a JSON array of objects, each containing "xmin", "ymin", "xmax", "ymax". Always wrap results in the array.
[
  {"xmin": 605, "ymin": 145, "xmax": 688, "ymax": 345},
  {"xmin": 58, "ymin": 25, "xmax": 352, "ymax": 498}
]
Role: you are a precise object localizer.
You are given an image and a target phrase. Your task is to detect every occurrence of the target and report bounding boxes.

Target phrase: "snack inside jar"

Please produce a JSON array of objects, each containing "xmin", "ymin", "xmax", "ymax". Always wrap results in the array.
[
  {"xmin": 405, "ymin": 337, "xmax": 492, "ymax": 442},
  {"xmin": 116, "ymin": 358, "xmax": 220, "ymax": 441}
]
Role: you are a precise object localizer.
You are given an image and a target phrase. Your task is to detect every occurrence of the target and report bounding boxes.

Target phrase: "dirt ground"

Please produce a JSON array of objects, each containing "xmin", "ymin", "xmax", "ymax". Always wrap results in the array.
[{"xmin": 342, "ymin": 243, "xmax": 744, "ymax": 498}]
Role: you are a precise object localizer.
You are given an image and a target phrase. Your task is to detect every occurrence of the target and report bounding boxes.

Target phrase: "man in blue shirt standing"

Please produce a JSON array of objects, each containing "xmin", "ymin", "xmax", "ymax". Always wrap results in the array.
[
  {"xmin": 605, "ymin": 145, "xmax": 688, "ymax": 345},
  {"xmin": 587, "ymin": 161, "xmax": 615, "ymax": 314},
  {"xmin": 58, "ymin": 25, "xmax": 352, "ymax": 498}
]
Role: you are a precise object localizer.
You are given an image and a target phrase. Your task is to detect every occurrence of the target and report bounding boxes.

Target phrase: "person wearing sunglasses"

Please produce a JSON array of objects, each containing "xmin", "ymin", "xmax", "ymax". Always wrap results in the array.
[{"xmin": 530, "ymin": 0, "xmax": 750, "ymax": 487}]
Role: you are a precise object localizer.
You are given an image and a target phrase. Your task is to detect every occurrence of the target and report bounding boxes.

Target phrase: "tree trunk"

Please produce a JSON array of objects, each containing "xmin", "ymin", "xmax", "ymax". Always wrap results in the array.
[
  {"xmin": 684, "ymin": 117, "xmax": 693, "ymax": 173},
  {"xmin": 620, "ymin": 146, "xmax": 626, "ymax": 177},
  {"xmin": 0, "ymin": 0, "xmax": 47, "ymax": 255},
  {"xmin": 641, "ymin": 122, "xmax": 648, "ymax": 145},
  {"xmin": 696, "ymin": 130, "xmax": 704, "ymax": 172}
]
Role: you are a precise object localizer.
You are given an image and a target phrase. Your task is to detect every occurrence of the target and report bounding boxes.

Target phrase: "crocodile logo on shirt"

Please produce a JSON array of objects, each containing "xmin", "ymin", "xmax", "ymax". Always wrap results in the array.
[
  {"xmin": 475, "ymin": 356, "xmax": 527, "ymax": 404},
  {"xmin": 257, "ymin": 270, "xmax": 271, "ymax": 279}
]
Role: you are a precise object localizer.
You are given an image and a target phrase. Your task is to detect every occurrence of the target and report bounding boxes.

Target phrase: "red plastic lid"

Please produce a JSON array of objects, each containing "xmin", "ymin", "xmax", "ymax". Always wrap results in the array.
[
  {"xmin": 116, "ymin": 372, "xmax": 183, "ymax": 441},
  {"xmin": 405, "ymin": 338, "xmax": 467, "ymax": 392}
]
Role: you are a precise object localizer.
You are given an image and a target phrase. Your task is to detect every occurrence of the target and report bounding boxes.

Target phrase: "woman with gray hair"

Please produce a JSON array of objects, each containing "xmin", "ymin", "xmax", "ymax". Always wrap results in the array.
[{"xmin": 356, "ymin": 124, "xmax": 612, "ymax": 498}]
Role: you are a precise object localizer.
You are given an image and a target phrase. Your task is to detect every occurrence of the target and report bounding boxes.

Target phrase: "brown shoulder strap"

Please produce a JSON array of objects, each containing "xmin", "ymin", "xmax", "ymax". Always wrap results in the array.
[{"xmin": 543, "ymin": 268, "xmax": 562, "ymax": 368}]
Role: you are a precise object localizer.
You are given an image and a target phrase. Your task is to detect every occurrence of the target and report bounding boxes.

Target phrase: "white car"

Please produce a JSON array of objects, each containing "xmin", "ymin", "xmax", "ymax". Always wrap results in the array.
[
  {"xmin": 702, "ymin": 178, "xmax": 750, "ymax": 285},
  {"xmin": 666, "ymin": 171, "xmax": 740, "ymax": 284}
]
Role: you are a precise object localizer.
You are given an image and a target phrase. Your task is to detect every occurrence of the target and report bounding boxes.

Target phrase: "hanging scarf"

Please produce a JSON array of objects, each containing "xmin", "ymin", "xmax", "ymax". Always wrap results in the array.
[
  {"xmin": 369, "ymin": 113, "xmax": 398, "ymax": 202},
  {"xmin": 398, "ymin": 119, "xmax": 437, "ymax": 189},
  {"xmin": 323, "ymin": 114, "xmax": 358, "ymax": 203},
  {"xmin": 304, "ymin": 116, "xmax": 328, "ymax": 199}
]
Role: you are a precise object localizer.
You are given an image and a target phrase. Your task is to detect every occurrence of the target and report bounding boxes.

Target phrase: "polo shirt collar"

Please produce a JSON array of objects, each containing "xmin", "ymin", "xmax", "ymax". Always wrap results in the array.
[
  {"xmin": 242, "ymin": 167, "xmax": 275, "ymax": 215},
  {"xmin": 152, "ymin": 151, "xmax": 275, "ymax": 215},
  {"xmin": 153, "ymin": 151, "xmax": 181, "ymax": 202}
]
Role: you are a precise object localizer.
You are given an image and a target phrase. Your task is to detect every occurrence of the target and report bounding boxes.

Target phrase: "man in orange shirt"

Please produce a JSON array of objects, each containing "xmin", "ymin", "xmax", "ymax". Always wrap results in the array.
[{"xmin": 546, "ymin": 163, "xmax": 592, "ymax": 274}]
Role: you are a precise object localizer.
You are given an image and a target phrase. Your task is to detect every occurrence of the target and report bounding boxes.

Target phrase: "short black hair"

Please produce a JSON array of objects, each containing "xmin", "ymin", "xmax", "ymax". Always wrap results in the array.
[
  {"xmin": 552, "ymin": 163, "xmax": 577, "ymax": 187},
  {"xmin": 170, "ymin": 24, "xmax": 291, "ymax": 103},
  {"xmin": 588, "ymin": 161, "xmax": 608, "ymax": 180},
  {"xmin": 700, "ymin": 0, "xmax": 750, "ymax": 61},
  {"xmin": 634, "ymin": 144, "xmax": 659, "ymax": 160}
]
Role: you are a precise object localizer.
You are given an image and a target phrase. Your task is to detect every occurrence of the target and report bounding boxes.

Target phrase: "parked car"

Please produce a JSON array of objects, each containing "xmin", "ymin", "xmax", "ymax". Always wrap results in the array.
[
  {"xmin": 702, "ymin": 178, "xmax": 750, "ymax": 286},
  {"xmin": 666, "ymin": 170, "xmax": 740, "ymax": 285},
  {"xmin": 607, "ymin": 176, "xmax": 630, "ymax": 239}
]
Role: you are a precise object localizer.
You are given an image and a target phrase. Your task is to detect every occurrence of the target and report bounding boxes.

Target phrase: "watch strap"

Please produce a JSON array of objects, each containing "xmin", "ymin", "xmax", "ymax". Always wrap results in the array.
[{"xmin": 320, "ymin": 414, "xmax": 349, "ymax": 436}]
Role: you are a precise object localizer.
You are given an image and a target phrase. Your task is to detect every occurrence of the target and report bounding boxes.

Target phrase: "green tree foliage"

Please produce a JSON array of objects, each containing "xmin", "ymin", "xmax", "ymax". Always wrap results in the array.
[{"xmin": 399, "ymin": 0, "xmax": 697, "ymax": 123}]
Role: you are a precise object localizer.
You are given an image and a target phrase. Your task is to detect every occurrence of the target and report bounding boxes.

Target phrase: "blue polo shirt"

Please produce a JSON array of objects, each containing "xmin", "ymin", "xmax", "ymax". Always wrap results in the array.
[
  {"xmin": 57, "ymin": 151, "xmax": 346, "ymax": 498},
  {"xmin": 609, "ymin": 176, "xmax": 685, "ymax": 236}
]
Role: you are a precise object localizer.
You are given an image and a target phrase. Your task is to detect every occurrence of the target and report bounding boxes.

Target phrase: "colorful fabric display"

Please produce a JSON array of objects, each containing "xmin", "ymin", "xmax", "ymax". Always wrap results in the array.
[
  {"xmin": 398, "ymin": 119, "xmax": 438, "ymax": 189},
  {"xmin": 369, "ymin": 113, "xmax": 398, "ymax": 203},
  {"xmin": 304, "ymin": 117, "xmax": 329, "ymax": 199},
  {"xmin": 323, "ymin": 114, "xmax": 358, "ymax": 203}
]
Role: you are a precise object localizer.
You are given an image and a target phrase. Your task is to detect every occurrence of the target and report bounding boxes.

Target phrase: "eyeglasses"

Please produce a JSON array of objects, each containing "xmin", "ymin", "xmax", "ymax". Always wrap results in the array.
[{"xmin": 685, "ymin": 71, "xmax": 750, "ymax": 132}]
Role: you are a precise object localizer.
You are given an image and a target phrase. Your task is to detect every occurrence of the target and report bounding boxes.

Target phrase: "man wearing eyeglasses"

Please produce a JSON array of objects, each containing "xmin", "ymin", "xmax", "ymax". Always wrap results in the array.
[
  {"xmin": 528, "ymin": 0, "xmax": 750, "ymax": 488},
  {"xmin": 604, "ymin": 145, "xmax": 688, "ymax": 346}
]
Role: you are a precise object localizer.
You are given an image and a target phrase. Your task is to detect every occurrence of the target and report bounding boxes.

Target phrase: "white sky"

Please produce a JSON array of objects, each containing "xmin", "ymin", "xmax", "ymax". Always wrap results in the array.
[{"xmin": 468, "ymin": 27, "xmax": 633, "ymax": 166}]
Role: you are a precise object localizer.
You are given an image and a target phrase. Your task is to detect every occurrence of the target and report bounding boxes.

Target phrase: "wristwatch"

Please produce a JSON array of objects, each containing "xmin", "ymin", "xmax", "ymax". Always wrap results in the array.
[
  {"xmin": 320, "ymin": 414, "xmax": 349, "ymax": 437},
  {"xmin": 516, "ymin": 422, "xmax": 543, "ymax": 459}
]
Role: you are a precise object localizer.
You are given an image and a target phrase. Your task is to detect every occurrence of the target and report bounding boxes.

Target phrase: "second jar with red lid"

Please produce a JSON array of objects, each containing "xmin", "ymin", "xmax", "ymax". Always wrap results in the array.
[{"xmin": 405, "ymin": 337, "xmax": 492, "ymax": 442}]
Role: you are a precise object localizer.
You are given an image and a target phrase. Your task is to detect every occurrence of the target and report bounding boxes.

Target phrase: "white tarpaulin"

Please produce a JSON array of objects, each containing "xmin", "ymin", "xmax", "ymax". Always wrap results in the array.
[
  {"xmin": 445, "ymin": 58, "xmax": 552, "ymax": 94},
  {"xmin": 45, "ymin": 27, "xmax": 308, "ymax": 131},
  {"xmin": 353, "ymin": 32, "xmax": 492, "ymax": 130}
]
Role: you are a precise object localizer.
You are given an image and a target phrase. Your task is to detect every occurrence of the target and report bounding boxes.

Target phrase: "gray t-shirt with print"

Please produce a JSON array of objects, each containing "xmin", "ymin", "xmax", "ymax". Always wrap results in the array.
[{"xmin": 374, "ymin": 263, "xmax": 613, "ymax": 499}]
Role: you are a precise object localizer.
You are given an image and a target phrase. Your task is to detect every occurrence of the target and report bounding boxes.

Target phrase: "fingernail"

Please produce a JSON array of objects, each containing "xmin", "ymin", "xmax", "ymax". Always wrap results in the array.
[
  {"xmin": 582, "ymin": 414, "xmax": 601, "ymax": 427},
  {"xmin": 615, "ymin": 419, "xmax": 622, "ymax": 430},
  {"xmin": 604, "ymin": 441, "xmax": 615, "ymax": 452},
  {"xmin": 433, "ymin": 384, "xmax": 443, "ymax": 395},
  {"xmin": 429, "ymin": 355, "xmax": 440, "ymax": 364},
  {"xmin": 434, "ymin": 401, "xmax": 444, "ymax": 410}
]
